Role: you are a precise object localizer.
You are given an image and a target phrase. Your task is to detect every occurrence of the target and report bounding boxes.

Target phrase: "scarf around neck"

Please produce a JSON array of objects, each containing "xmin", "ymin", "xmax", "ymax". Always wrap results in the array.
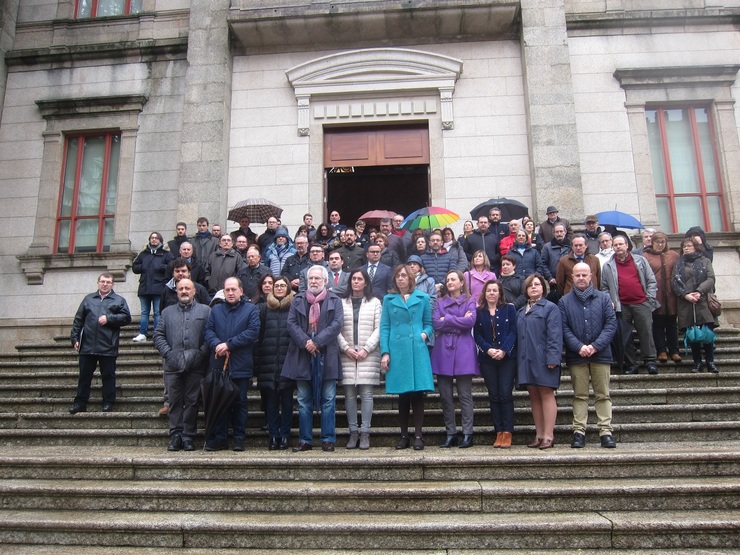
[{"xmin": 306, "ymin": 288, "xmax": 327, "ymax": 332}]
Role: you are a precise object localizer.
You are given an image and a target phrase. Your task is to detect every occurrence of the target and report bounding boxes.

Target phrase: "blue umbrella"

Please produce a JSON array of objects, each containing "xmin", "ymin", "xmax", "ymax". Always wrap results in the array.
[{"xmin": 595, "ymin": 210, "xmax": 643, "ymax": 230}]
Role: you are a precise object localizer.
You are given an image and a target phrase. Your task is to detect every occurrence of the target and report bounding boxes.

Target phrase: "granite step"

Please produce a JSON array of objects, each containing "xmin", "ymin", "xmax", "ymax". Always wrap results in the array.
[
  {"xmin": 0, "ymin": 509, "xmax": 737, "ymax": 550},
  {"xmin": 3, "ymin": 549, "xmax": 740, "ymax": 555}
]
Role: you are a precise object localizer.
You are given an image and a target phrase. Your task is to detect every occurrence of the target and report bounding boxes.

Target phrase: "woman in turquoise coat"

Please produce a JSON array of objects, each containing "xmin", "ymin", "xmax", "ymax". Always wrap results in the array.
[{"xmin": 380, "ymin": 264, "xmax": 434, "ymax": 451}]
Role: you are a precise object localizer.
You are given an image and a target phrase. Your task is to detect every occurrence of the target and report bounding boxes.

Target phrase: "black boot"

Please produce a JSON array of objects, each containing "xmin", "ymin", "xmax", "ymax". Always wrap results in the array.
[{"xmin": 439, "ymin": 435, "xmax": 458, "ymax": 448}]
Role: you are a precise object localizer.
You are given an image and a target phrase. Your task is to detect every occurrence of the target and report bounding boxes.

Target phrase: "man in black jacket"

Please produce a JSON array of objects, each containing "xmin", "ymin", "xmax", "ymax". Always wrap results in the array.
[
  {"xmin": 282, "ymin": 235, "xmax": 311, "ymax": 291},
  {"xmin": 69, "ymin": 273, "xmax": 132, "ymax": 414},
  {"xmin": 464, "ymin": 216, "xmax": 501, "ymax": 274}
]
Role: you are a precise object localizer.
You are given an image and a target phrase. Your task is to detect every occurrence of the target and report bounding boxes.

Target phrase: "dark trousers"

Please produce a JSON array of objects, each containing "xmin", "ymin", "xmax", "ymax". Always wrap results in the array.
[
  {"xmin": 621, "ymin": 302, "xmax": 656, "ymax": 366},
  {"xmin": 690, "ymin": 342, "xmax": 715, "ymax": 365},
  {"xmin": 164, "ymin": 370, "xmax": 204, "ymax": 440},
  {"xmin": 479, "ymin": 356, "xmax": 517, "ymax": 433},
  {"xmin": 214, "ymin": 377, "xmax": 250, "ymax": 442},
  {"xmin": 74, "ymin": 355, "xmax": 117, "ymax": 406},
  {"xmin": 263, "ymin": 385, "xmax": 294, "ymax": 440},
  {"xmin": 398, "ymin": 391, "xmax": 425, "ymax": 438},
  {"xmin": 653, "ymin": 313, "xmax": 679, "ymax": 355}
]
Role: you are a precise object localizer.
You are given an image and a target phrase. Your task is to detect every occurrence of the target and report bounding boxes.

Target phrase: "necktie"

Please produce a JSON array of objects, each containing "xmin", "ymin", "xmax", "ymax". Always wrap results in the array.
[
  {"xmin": 369, "ymin": 265, "xmax": 375, "ymax": 280},
  {"xmin": 334, "ymin": 272, "xmax": 339, "ymax": 285}
]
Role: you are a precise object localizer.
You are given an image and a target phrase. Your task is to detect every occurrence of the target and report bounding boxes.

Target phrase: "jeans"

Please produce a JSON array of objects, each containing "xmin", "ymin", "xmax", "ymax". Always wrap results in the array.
[
  {"xmin": 263, "ymin": 385, "xmax": 294, "ymax": 440},
  {"xmin": 344, "ymin": 384, "xmax": 374, "ymax": 434},
  {"xmin": 213, "ymin": 377, "xmax": 250, "ymax": 442},
  {"xmin": 138, "ymin": 294, "xmax": 161, "ymax": 335},
  {"xmin": 74, "ymin": 355, "xmax": 117, "ymax": 406},
  {"xmin": 296, "ymin": 379, "xmax": 336, "ymax": 444},
  {"xmin": 569, "ymin": 362, "xmax": 612, "ymax": 436},
  {"xmin": 479, "ymin": 356, "xmax": 516, "ymax": 433}
]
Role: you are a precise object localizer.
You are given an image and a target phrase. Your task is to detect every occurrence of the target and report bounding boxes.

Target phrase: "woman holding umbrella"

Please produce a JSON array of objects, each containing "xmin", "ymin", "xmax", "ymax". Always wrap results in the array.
[
  {"xmin": 380, "ymin": 264, "xmax": 434, "ymax": 451},
  {"xmin": 517, "ymin": 274, "xmax": 563, "ymax": 449}
]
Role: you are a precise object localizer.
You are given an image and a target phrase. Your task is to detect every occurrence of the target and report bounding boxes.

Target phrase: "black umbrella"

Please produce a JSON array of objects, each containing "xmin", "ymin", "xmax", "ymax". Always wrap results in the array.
[
  {"xmin": 200, "ymin": 354, "xmax": 239, "ymax": 444},
  {"xmin": 470, "ymin": 198, "xmax": 529, "ymax": 221},
  {"xmin": 310, "ymin": 333, "xmax": 324, "ymax": 412}
]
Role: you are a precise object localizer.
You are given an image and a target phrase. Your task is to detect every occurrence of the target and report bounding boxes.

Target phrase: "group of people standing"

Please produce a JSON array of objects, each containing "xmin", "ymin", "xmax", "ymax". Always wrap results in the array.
[{"xmin": 66, "ymin": 205, "xmax": 720, "ymax": 453}]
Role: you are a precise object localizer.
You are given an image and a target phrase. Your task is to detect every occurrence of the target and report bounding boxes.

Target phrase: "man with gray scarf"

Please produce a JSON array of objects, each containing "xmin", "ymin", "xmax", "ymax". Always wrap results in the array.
[{"xmin": 153, "ymin": 279, "xmax": 211, "ymax": 452}]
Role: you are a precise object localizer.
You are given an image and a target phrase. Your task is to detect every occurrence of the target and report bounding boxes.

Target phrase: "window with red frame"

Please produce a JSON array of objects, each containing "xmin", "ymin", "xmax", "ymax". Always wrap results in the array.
[
  {"xmin": 56, "ymin": 133, "xmax": 120, "ymax": 254},
  {"xmin": 647, "ymin": 106, "xmax": 728, "ymax": 233},
  {"xmin": 75, "ymin": 0, "xmax": 142, "ymax": 18}
]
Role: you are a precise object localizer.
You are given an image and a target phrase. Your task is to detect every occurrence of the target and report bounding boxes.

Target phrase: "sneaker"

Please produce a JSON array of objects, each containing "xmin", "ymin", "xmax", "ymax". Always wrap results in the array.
[{"xmin": 132, "ymin": 334, "xmax": 147, "ymax": 343}]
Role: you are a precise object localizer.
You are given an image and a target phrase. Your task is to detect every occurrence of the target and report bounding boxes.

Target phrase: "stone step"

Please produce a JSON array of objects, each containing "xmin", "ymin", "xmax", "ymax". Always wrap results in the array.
[
  {"xmin": 2, "ymin": 402, "xmax": 738, "ymax": 431},
  {"xmin": 4, "ymin": 549, "xmax": 740, "ymax": 555},
  {"xmin": 0, "ymin": 509, "xmax": 737, "ymax": 550},
  {"xmin": 1, "ymin": 475, "xmax": 738, "ymax": 514},
  {"xmin": 0, "ymin": 419, "xmax": 738, "ymax": 447}
]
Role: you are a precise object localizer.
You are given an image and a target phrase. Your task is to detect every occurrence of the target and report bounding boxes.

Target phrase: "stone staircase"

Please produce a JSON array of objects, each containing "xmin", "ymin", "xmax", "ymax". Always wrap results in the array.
[{"xmin": 0, "ymin": 325, "xmax": 738, "ymax": 552}]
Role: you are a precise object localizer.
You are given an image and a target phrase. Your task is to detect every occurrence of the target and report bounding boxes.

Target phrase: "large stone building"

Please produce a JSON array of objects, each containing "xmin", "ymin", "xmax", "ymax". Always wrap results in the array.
[{"xmin": 0, "ymin": 0, "xmax": 738, "ymax": 348}]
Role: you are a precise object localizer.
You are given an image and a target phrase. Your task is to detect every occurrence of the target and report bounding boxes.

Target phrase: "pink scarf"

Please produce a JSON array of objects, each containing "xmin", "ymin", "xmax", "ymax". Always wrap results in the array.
[{"xmin": 306, "ymin": 287, "xmax": 327, "ymax": 333}]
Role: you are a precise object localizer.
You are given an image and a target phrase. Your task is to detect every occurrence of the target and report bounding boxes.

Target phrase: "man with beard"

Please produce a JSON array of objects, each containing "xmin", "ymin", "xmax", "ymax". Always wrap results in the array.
[
  {"xmin": 541, "ymin": 222, "xmax": 571, "ymax": 294},
  {"xmin": 282, "ymin": 265, "xmax": 343, "ymax": 452},
  {"xmin": 153, "ymin": 279, "xmax": 211, "ymax": 452},
  {"xmin": 556, "ymin": 234, "xmax": 601, "ymax": 296},
  {"xmin": 464, "ymin": 216, "xmax": 501, "ymax": 274},
  {"xmin": 299, "ymin": 245, "xmax": 329, "ymax": 292},
  {"xmin": 282, "ymin": 235, "xmax": 311, "ymax": 291},
  {"xmin": 206, "ymin": 235, "xmax": 245, "ymax": 295},
  {"xmin": 335, "ymin": 228, "xmax": 366, "ymax": 271},
  {"xmin": 167, "ymin": 222, "xmax": 190, "ymax": 255},
  {"xmin": 583, "ymin": 215, "xmax": 602, "ymax": 255},
  {"xmin": 538, "ymin": 206, "xmax": 572, "ymax": 244},
  {"xmin": 487, "ymin": 207, "xmax": 510, "ymax": 242}
]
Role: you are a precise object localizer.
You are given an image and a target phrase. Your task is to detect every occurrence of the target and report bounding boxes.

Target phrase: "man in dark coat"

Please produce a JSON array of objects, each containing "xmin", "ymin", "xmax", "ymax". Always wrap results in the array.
[
  {"xmin": 335, "ymin": 228, "xmax": 367, "ymax": 271},
  {"xmin": 281, "ymin": 235, "xmax": 311, "ymax": 291},
  {"xmin": 161, "ymin": 259, "xmax": 211, "ymax": 310},
  {"xmin": 538, "ymin": 205, "xmax": 572, "ymax": 244},
  {"xmin": 167, "ymin": 222, "xmax": 190, "ymax": 255},
  {"xmin": 204, "ymin": 277, "xmax": 260, "ymax": 451},
  {"xmin": 238, "ymin": 246, "xmax": 272, "ymax": 302},
  {"xmin": 559, "ymin": 263, "xmax": 618, "ymax": 449},
  {"xmin": 206, "ymin": 235, "xmax": 245, "ymax": 295},
  {"xmin": 464, "ymin": 216, "xmax": 501, "ymax": 273},
  {"xmin": 555, "ymin": 234, "xmax": 601, "ymax": 296},
  {"xmin": 153, "ymin": 279, "xmax": 210, "ymax": 452},
  {"xmin": 487, "ymin": 207, "xmax": 510, "ymax": 242},
  {"xmin": 363, "ymin": 244, "xmax": 393, "ymax": 301},
  {"xmin": 282, "ymin": 265, "xmax": 344, "ymax": 452},
  {"xmin": 421, "ymin": 232, "xmax": 456, "ymax": 289},
  {"xmin": 257, "ymin": 216, "xmax": 280, "ymax": 253},
  {"xmin": 583, "ymin": 215, "xmax": 602, "ymax": 255},
  {"xmin": 69, "ymin": 273, "xmax": 131, "ymax": 414},
  {"xmin": 193, "ymin": 217, "xmax": 218, "ymax": 262},
  {"xmin": 541, "ymin": 222, "xmax": 571, "ymax": 290},
  {"xmin": 169, "ymin": 241, "xmax": 207, "ymax": 287},
  {"xmin": 230, "ymin": 216, "xmax": 258, "ymax": 245}
]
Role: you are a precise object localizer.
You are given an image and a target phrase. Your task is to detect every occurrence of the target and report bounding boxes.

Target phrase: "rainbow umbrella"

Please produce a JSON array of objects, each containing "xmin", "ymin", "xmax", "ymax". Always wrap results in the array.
[{"xmin": 401, "ymin": 206, "xmax": 460, "ymax": 231}]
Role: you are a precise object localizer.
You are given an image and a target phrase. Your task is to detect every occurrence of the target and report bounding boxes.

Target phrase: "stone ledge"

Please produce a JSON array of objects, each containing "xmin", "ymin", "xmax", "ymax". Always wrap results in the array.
[
  {"xmin": 16, "ymin": 252, "xmax": 135, "ymax": 285},
  {"xmin": 566, "ymin": 7, "xmax": 740, "ymax": 34}
]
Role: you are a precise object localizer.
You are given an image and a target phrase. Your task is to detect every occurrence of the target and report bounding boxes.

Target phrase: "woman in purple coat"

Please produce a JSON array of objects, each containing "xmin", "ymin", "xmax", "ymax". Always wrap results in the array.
[{"xmin": 431, "ymin": 269, "xmax": 479, "ymax": 448}]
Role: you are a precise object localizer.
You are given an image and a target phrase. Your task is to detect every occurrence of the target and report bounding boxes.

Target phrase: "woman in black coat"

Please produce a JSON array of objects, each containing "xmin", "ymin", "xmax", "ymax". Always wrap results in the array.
[
  {"xmin": 131, "ymin": 232, "xmax": 173, "ymax": 342},
  {"xmin": 256, "ymin": 276, "xmax": 295, "ymax": 449}
]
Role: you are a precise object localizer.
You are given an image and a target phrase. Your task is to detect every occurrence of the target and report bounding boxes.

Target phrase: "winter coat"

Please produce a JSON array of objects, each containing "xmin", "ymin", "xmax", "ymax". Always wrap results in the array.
[
  {"xmin": 507, "ymin": 243, "xmax": 544, "ymax": 279},
  {"xmin": 379, "ymin": 248, "xmax": 400, "ymax": 270},
  {"xmin": 685, "ymin": 226, "xmax": 714, "ymax": 261},
  {"xmin": 414, "ymin": 273, "xmax": 438, "ymax": 310},
  {"xmin": 379, "ymin": 290, "xmax": 434, "ymax": 394},
  {"xmin": 643, "ymin": 248, "xmax": 679, "ymax": 316},
  {"xmin": 256, "ymin": 292, "xmax": 295, "ymax": 390},
  {"xmin": 265, "ymin": 242, "xmax": 296, "ymax": 276},
  {"xmin": 281, "ymin": 252, "xmax": 311, "ymax": 283},
  {"xmin": 153, "ymin": 301, "xmax": 210, "ymax": 374},
  {"xmin": 516, "ymin": 299, "xmax": 563, "ymax": 390},
  {"xmin": 601, "ymin": 253, "xmax": 658, "ymax": 312},
  {"xmin": 474, "ymin": 303, "xmax": 517, "ymax": 362},
  {"xmin": 672, "ymin": 253, "xmax": 717, "ymax": 329},
  {"xmin": 555, "ymin": 253, "xmax": 601, "ymax": 296},
  {"xmin": 206, "ymin": 249, "xmax": 245, "ymax": 294},
  {"xmin": 281, "ymin": 291, "xmax": 344, "ymax": 381},
  {"xmin": 336, "ymin": 244, "xmax": 367, "ymax": 271},
  {"xmin": 238, "ymin": 263, "xmax": 271, "ymax": 302},
  {"xmin": 167, "ymin": 235, "xmax": 190, "ymax": 256},
  {"xmin": 538, "ymin": 217, "xmax": 571, "ymax": 244},
  {"xmin": 70, "ymin": 290, "xmax": 131, "ymax": 357},
  {"xmin": 559, "ymin": 287, "xmax": 617, "ymax": 365},
  {"xmin": 445, "ymin": 241, "xmax": 469, "ymax": 272},
  {"xmin": 541, "ymin": 240, "xmax": 571, "ymax": 280},
  {"xmin": 337, "ymin": 296, "xmax": 382, "ymax": 385},
  {"xmin": 499, "ymin": 273, "xmax": 527, "ymax": 309},
  {"xmin": 420, "ymin": 249, "xmax": 455, "ymax": 285},
  {"xmin": 192, "ymin": 232, "xmax": 218, "ymax": 264},
  {"xmin": 430, "ymin": 294, "xmax": 479, "ymax": 377},
  {"xmin": 463, "ymin": 230, "xmax": 500, "ymax": 269},
  {"xmin": 463, "ymin": 268, "xmax": 497, "ymax": 304},
  {"xmin": 204, "ymin": 297, "xmax": 260, "ymax": 379},
  {"xmin": 161, "ymin": 279, "xmax": 211, "ymax": 310},
  {"xmin": 132, "ymin": 244, "xmax": 173, "ymax": 297}
]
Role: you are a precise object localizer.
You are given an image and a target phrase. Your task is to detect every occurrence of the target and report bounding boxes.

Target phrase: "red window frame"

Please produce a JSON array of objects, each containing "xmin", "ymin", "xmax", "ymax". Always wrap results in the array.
[
  {"xmin": 74, "ymin": 0, "xmax": 136, "ymax": 18},
  {"xmin": 650, "ymin": 105, "xmax": 729, "ymax": 233},
  {"xmin": 55, "ymin": 132, "xmax": 119, "ymax": 254}
]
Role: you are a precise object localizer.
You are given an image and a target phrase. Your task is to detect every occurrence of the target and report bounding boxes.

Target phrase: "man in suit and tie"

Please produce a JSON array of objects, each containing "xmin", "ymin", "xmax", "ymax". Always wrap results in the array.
[
  {"xmin": 364, "ymin": 244, "xmax": 392, "ymax": 301},
  {"xmin": 326, "ymin": 251, "xmax": 349, "ymax": 296}
]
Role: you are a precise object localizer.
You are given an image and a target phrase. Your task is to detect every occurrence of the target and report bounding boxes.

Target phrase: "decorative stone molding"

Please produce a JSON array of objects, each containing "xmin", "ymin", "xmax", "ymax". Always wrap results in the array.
[
  {"xmin": 36, "ymin": 95, "xmax": 148, "ymax": 120},
  {"xmin": 286, "ymin": 48, "xmax": 462, "ymax": 134},
  {"xmin": 614, "ymin": 65, "xmax": 740, "ymax": 91},
  {"xmin": 17, "ymin": 251, "xmax": 135, "ymax": 285}
]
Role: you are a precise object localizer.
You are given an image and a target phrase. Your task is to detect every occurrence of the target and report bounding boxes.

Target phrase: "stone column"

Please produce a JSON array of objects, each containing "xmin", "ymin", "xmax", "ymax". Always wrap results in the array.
[
  {"xmin": 0, "ymin": 0, "xmax": 19, "ymax": 118},
  {"xmin": 520, "ymin": 0, "xmax": 584, "ymax": 222},
  {"xmin": 177, "ymin": 0, "xmax": 232, "ymax": 226}
]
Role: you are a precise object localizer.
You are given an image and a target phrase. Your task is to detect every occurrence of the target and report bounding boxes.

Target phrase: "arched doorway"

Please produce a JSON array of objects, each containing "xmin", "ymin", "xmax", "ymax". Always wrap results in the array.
[{"xmin": 324, "ymin": 124, "xmax": 430, "ymax": 226}]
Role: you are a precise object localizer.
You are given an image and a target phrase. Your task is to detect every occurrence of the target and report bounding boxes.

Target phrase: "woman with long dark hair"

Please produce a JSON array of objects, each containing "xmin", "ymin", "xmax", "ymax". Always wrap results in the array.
[
  {"xmin": 380, "ymin": 264, "xmax": 434, "ymax": 451},
  {"xmin": 673, "ymin": 238, "xmax": 718, "ymax": 373},
  {"xmin": 474, "ymin": 280, "xmax": 517, "ymax": 448},
  {"xmin": 338, "ymin": 269, "xmax": 382, "ymax": 450},
  {"xmin": 431, "ymin": 270, "xmax": 479, "ymax": 448},
  {"xmin": 517, "ymin": 274, "xmax": 563, "ymax": 449}
]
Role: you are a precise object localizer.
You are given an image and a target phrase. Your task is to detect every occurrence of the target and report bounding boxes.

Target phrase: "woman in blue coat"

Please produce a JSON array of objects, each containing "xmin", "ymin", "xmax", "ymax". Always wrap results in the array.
[
  {"xmin": 474, "ymin": 280, "xmax": 517, "ymax": 448},
  {"xmin": 431, "ymin": 270, "xmax": 479, "ymax": 448},
  {"xmin": 516, "ymin": 274, "xmax": 563, "ymax": 450},
  {"xmin": 131, "ymin": 232, "xmax": 173, "ymax": 342},
  {"xmin": 380, "ymin": 264, "xmax": 434, "ymax": 451}
]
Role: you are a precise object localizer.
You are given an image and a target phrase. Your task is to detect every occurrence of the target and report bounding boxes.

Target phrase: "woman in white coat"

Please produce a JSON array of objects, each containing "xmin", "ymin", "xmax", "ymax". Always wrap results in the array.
[{"xmin": 338, "ymin": 268, "xmax": 382, "ymax": 450}]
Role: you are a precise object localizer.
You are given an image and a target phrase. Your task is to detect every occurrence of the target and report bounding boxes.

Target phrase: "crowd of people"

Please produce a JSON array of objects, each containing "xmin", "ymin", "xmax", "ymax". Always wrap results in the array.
[{"xmin": 66, "ymin": 205, "xmax": 720, "ymax": 452}]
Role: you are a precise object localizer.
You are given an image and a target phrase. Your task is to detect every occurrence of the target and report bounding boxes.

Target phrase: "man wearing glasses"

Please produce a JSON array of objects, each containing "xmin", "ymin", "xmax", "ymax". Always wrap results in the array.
[{"xmin": 69, "ymin": 273, "xmax": 132, "ymax": 414}]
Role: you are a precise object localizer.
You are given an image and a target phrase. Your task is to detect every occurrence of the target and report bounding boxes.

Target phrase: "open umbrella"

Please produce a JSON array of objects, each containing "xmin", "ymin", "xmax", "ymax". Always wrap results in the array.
[
  {"xmin": 470, "ymin": 198, "xmax": 529, "ymax": 221},
  {"xmin": 595, "ymin": 210, "xmax": 643, "ymax": 230},
  {"xmin": 200, "ymin": 354, "xmax": 239, "ymax": 445},
  {"xmin": 357, "ymin": 209, "xmax": 397, "ymax": 227},
  {"xmin": 228, "ymin": 198, "xmax": 283, "ymax": 224},
  {"xmin": 401, "ymin": 206, "xmax": 459, "ymax": 231}
]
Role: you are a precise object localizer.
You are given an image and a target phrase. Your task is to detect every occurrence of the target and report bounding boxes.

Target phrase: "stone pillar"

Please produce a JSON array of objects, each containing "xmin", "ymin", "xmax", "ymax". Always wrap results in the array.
[
  {"xmin": 520, "ymin": 0, "xmax": 584, "ymax": 222},
  {"xmin": 0, "ymin": 0, "xmax": 19, "ymax": 118},
  {"xmin": 177, "ymin": 0, "xmax": 232, "ymax": 226}
]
